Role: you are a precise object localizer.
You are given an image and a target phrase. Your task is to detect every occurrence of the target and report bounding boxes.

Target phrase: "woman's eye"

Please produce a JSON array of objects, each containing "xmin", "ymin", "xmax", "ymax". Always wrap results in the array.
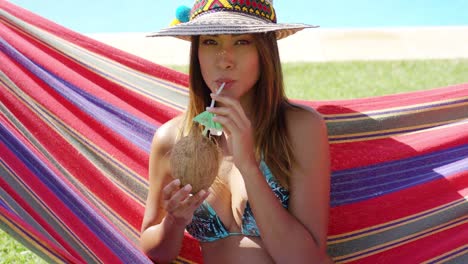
[
  {"xmin": 202, "ymin": 39, "xmax": 217, "ymax": 45},
  {"xmin": 235, "ymin": 39, "xmax": 251, "ymax": 45}
]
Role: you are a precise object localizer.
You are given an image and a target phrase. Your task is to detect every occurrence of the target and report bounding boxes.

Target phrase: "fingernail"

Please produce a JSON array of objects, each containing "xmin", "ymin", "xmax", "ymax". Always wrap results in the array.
[
  {"xmin": 199, "ymin": 190, "xmax": 206, "ymax": 196},
  {"xmin": 184, "ymin": 184, "xmax": 192, "ymax": 191},
  {"xmin": 174, "ymin": 179, "xmax": 180, "ymax": 186}
]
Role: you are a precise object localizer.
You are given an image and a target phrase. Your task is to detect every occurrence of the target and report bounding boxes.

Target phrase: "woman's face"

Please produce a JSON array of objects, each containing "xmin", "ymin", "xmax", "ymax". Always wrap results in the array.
[{"xmin": 198, "ymin": 34, "xmax": 260, "ymax": 101}]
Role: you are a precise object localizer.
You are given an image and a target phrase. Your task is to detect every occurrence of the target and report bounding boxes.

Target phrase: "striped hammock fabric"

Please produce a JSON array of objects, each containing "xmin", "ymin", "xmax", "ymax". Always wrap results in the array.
[{"xmin": 1, "ymin": 1, "xmax": 467, "ymax": 263}]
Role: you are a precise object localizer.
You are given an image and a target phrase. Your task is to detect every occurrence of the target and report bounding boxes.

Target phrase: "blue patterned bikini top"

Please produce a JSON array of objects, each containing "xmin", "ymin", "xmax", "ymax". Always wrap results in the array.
[{"xmin": 186, "ymin": 161, "xmax": 289, "ymax": 242}]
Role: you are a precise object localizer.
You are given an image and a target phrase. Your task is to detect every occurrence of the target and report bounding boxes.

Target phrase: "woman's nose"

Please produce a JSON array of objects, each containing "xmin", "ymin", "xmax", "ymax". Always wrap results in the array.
[{"xmin": 216, "ymin": 48, "xmax": 234, "ymax": 70}]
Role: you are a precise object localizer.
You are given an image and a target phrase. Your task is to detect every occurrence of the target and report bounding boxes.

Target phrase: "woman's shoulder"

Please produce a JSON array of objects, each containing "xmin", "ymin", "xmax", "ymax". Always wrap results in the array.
[
  {"xmin": 284, "ymin": 103, "xmax": 328, "ymax": 151},
  {"xmin": 150, "ymin": 115, "xmax": 185, "ymax": 154},
  {"xmin": 284, "ymin": 104, "xmax": 330, "ymax": 181},
  {"xmin": 285, "ymin": 103, "xmax": 326, "ymax": 132}
]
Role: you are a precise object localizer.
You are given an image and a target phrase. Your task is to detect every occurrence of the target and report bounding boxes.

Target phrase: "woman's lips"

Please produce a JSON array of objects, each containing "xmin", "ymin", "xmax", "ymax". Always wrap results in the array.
[{"xmin": 215, "ymin": 80, "xmax": 235, "ymax": 90}]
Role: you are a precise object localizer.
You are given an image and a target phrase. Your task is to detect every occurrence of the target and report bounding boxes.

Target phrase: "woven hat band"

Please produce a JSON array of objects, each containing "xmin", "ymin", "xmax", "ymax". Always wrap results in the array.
[{"xmin": 190, "ymin": 0, "xmax": 276, "ymax": 23}]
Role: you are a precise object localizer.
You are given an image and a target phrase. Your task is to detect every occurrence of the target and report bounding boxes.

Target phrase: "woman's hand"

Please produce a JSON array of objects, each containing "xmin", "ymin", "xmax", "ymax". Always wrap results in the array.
[
  {"xmin": 207, "ymin": 93, "xmax": 258, "ymax": 173},
  {"xmin": 162, "ymin": 179, "xmax": 209, "ymax": 226}
]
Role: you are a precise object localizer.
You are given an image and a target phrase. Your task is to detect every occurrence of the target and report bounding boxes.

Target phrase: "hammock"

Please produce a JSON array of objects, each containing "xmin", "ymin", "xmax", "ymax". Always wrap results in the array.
[{"xmin": 1, "ymin": 1, "xmax": 467, "ymax": 263}]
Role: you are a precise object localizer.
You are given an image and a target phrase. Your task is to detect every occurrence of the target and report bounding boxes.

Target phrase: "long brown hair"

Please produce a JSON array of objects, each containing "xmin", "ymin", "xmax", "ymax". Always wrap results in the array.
[{"xmin": 182, "ymin": 32, "xmax": 297, "ymax": 189}]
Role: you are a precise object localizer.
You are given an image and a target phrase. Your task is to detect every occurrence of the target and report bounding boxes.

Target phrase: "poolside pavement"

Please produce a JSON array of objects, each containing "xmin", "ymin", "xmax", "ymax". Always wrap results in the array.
[{"xmin": 87, "ymin": 26, "xmax": 468, "ymax": 65}]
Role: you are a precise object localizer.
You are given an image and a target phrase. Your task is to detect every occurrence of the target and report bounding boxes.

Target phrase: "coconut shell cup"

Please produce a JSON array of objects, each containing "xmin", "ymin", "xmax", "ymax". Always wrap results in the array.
[{"xmin": 170, "ymin": 132, "xmax": 222, "ymax": 194}]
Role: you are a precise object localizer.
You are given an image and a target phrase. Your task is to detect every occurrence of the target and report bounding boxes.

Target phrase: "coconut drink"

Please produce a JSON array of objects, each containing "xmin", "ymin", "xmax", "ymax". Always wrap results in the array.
[
  {"xmin": 169, "ymin": 83, "xmax": 226, "ymax": 193},
  {"xmin": 169, "ymin": 132, "xmax": 221, "ymax": 194}
]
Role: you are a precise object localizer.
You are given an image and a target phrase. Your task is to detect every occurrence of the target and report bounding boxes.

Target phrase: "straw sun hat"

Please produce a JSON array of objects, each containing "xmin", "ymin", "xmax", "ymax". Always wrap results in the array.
[{"xmin": 148, "ymin": 0, "xmax": 318, "ymax": 41}]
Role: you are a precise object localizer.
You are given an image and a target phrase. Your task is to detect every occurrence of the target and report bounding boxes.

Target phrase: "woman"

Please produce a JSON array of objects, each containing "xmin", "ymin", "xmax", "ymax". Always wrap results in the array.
[{"xmin": 140, "ymin": 1, "xmax": 332, "ymax": 263}]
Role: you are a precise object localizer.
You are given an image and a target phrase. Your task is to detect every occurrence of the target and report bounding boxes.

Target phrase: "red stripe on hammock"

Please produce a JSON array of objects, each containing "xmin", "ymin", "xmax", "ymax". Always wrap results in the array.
[
  {"xmin": 0, "ymin": 204, "xmax": 84, "ymax": 263},
  {"xmin": 0, "ymin": 50, "xmax": 148, "ymax": 181},
  {"xmin": 0, "ymin": 143, "xmax": 121, "ymax": 263},
  {"xmin": 329, "ymin": 172, "xmax": 467, "ymax": 235},
  {"xmin": 0, "ymin": 22, "xmax": 179, "ymax": 126},
  {"xmin": 329, "ymin": 122, "xmax": 468, "ymax": 171},
  {"xmin": 180, "ymin": 235, "xmax": 203, "ymax": 263},
  {"xmin": 0, "ymin": 175, "xmax": 84, "ymax": 263},
  {"xmin": 0, "ymin": 0, "xmax": 189, "ymax": 88},
  {"xmin": 346, "ymin": 220, "xmax": 467, "ymax": 264},
  {"xmin": 0, "ymin": 74, "xmax": 145, "ymax": 231},
  {"xmin": 0, "ymin": 20, "xmax": 195, "ymax": 260},
  {"xmin": 0, "ymin": 115, "xmax": 84, "ymax": 263},
  {"xmin": 301, "ymin": 84, "xmax": 468, "ymax": 114}
]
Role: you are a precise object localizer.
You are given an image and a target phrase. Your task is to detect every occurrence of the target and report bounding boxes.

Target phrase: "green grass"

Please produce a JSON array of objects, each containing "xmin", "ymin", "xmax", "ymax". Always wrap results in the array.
[
  {"xmin": 0, "ymin": 229, "xmax": 46, "ymax": 263},
  {"xmin": 167, "ymin": 59, "xmax": 468, "ymax": 100},
  {"xmin": 282, "ymin": 59, "xmax": 468, "ymax": 100},
  {"xmin": 2, "ymin": 59, "xmax": 467, "ymax": 263}
]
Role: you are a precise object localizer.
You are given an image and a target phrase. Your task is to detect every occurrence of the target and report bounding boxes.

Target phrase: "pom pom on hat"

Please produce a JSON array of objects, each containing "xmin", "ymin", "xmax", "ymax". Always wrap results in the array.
[
  {"xmin": 170, "ymin": 18, "xmax": 181, "ymax": 26},
  {"xmin": 176, "ymin": 5, "xmax": 191, "ymax": 23}
]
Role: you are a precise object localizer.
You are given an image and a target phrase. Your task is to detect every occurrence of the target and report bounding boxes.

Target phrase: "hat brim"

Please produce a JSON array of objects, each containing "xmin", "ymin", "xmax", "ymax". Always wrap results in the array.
[{"xmin": 147, "ymin": 11, "xmax": 318, "ymax": 41}]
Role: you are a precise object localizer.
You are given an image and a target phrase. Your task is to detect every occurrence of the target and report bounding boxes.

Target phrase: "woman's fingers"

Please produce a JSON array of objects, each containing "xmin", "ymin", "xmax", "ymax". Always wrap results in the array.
[
  {"xmin": 184, "ymin": 189, "xmax": 209, "ymax": 206},
  {"xmin": 208, "ymin": 94, "xmax": 251, "ymax": 134},
  {"xmin": 210, "ymin": 93, "xmax": 248, "ymax": 122},
  {"xmin": 164, "ymin": 183, "xmax": 193, "ymax": 212},
  {"xmin": 209, "ymin": 108, "xmax": 252, "ymax": 140},
  {"xmin": 168, "ymin": 189, "xmax": 210, "ymax": 226},
  {"xmin": 162, "ymin": 179, "xmax": 181, "ymax": 200},
  {"xmin": 194, "ymin": 189, "xmax": 210, "ymax": 207},
  {"xmin": 210, "ymin": 93, "xmax": 238, "ymax": 107},
  {"xmin": 163, "ymin": 181, "xmax": 210, "ymax": 211},
  {"xmin": 211, "ymin": 114, "xmax": 236, "ymax": 135}
]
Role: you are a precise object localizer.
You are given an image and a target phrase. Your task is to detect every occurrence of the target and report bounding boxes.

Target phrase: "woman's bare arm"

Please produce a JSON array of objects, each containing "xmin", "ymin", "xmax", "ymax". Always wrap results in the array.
[
  {"xmin": 140, "ymin": 117, "xmax": 209, "ymax": 263},
  {"xmin": 241, "ymin": 108, "xmax": 332, "ymax": 263},
  {"xmin": 140, "ymin": 119, "xmax": 185, "ymax": 263}
]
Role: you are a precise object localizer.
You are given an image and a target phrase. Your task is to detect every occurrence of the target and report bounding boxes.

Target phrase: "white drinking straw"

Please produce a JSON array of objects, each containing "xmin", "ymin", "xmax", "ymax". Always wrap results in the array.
[
  {"xmin": 205, "ymin": 82, "xmax": 226, "ymax": 136},
  {"xmin": 210, "ymin": 82, "xmax": 226, "ymax": 108}
]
